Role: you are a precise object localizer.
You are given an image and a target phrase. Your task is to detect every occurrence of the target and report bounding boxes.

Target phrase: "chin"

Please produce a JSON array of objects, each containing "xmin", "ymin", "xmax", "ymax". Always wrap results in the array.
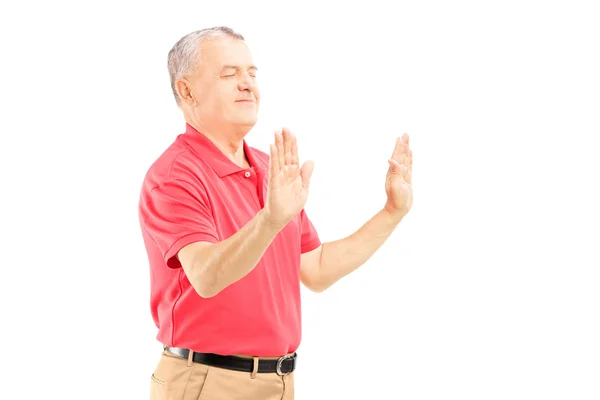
[
  {"xmin": 235, "ymin": 114, "xmax": 258, "ymax": 126},
  {"xmin": 231, "ymin": 118, "xmax": 257, "ymax": 132}
]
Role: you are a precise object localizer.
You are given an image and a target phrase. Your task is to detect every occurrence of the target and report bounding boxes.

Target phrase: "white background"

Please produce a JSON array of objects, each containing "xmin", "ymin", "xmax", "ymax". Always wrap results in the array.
[{"xmin": 1, "ymin": 1, "xmax": 599, "ymax": 399}]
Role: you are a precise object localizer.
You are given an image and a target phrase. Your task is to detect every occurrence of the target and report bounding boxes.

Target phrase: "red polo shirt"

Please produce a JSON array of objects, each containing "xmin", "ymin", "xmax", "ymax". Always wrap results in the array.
[{"xmin": 138, "ymin": 123, "xmax": 321, "ymax": 357}]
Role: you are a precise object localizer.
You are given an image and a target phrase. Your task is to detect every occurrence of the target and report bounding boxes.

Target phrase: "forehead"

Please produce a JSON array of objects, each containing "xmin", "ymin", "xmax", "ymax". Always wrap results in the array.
[{"xmin": 198, "ymin": 37, "xmax": 254, "ymax": 71}]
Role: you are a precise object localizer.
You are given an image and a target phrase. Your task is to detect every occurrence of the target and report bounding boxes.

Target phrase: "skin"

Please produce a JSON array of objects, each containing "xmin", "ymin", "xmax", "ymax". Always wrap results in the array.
[
  {"xmin": 176, "ymin": 36, "xmax": 260, "ymax": 167},
  {"xmin": 174, "ymin": 35, "xmax": 413, "ymax": 358}
]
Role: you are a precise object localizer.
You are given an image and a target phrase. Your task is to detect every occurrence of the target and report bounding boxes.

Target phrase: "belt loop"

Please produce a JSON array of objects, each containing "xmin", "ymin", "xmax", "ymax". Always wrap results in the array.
[
  {"xmin": 250, "ymin": 357, "xmax": 259, "ymax": 379},
  {"xmin": 187, "ymin": 349, "xmax": 194, "ymax": 367}
]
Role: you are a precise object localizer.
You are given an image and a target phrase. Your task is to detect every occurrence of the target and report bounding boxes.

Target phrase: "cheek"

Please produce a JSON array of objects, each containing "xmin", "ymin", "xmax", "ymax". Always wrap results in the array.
[
  {"xmin": 217, "ymin": 84, "xmax": 238, "ymax": 103},
  {"xmin": 193, "ymin": 87, "xmax": 212, "ymax": 107}
]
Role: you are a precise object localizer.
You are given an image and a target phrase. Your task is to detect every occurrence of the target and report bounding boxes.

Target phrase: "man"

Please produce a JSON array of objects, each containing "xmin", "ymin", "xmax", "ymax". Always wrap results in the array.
[{"xmin": 138, "ymin": 26, "xmax": 413, "ymax": 400}]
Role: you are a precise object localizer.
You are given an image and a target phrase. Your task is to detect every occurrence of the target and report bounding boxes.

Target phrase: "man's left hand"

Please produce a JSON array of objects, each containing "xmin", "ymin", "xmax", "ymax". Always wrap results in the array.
[{"xmin": 384, "ymin": 133, "xmax": 413, "ymax": 219}]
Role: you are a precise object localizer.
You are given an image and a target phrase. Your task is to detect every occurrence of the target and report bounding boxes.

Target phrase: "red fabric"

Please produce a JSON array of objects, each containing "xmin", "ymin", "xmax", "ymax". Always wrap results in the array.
[{"xmin": 138, "ymin": 123, "xmax": 321, "ymax": 356}]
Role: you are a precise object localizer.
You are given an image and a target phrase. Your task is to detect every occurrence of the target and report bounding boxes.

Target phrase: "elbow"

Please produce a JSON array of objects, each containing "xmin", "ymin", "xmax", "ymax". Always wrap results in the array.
[
  {"xmin": 178, "ymin": 242, "xmax": 223, "ymax": 298},
  {"xmin": 194, "ymin": 283, "xmax": 220, "ymax": 299},
  {"xmin": 304, "ymin": 276, "xmax": 331, "ymax": 293},
  {"xmin": 302, "ymin": 266, "xmax": 332, "ymax": 293},
  {"xmin": 309, "ymin": 285, "xmax": 327, "ymax": 293},
  {"xmin": 193, "ymin": 273, "xmax": 224, "ymax": 298},
  {"xmin": 187, "ymin": 264, "xmax": 222, "ymax": 299}
]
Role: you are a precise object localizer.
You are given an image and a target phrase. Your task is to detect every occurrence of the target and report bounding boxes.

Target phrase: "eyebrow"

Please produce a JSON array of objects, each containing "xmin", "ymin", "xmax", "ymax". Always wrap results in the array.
[{"xmin": 220, "ymin": 65, "xmax": 258, "ymax": 72}]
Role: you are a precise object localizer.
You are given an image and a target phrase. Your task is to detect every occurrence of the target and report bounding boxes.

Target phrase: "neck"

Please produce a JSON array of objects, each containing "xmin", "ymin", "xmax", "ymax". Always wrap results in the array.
[{"xmin": 186, "ymin": 116, "xmax": 250, "ymax": 168}]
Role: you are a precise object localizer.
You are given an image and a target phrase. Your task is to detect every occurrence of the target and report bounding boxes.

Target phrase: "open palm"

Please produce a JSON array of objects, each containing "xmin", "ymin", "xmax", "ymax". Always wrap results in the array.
[
  {"xmin": 385, "ymin": 133, "xmax": 413, "ymax": 218},
  {"xmin": 264, "ymin": 128, "xmax": 314, "ymax": 227}
]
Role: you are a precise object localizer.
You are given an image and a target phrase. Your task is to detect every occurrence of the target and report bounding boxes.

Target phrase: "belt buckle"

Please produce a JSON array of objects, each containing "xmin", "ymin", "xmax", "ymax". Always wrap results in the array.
[{"xmin": 276, "ymin": 354, "xmax": 295, "ymax": 376}]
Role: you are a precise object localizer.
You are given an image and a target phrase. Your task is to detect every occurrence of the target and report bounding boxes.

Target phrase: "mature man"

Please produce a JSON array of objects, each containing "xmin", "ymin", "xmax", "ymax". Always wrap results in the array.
[{"xmin": 138, "ymin": 26, "xmax": 413, "ymax": 400}]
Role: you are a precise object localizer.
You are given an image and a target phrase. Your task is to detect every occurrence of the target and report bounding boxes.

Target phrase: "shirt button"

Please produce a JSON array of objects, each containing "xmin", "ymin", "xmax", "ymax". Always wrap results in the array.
[{"xmin": 244, "ymin": 171, "xmax": 251, "ymax": 178}]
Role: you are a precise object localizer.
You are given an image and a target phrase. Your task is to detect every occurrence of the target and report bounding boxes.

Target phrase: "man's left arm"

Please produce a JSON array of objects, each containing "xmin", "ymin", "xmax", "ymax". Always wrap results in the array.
[
  {"xmin": 300, "ymin": 208, "xmax": 403, "ymax": 292},
  {"xmin": 300, "ymin": 134, "xmax": 413, "ymax": 292}
]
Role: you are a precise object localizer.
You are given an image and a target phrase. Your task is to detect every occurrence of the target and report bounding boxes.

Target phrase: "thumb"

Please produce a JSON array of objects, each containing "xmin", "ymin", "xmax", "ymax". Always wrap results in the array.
[
  {"xmin": 388, "ymin": 159, "xmax": 402, "ymax": 174},
  {"xmin": 300, "ymin": 160, "xmax": 315, "ymax": 189}
]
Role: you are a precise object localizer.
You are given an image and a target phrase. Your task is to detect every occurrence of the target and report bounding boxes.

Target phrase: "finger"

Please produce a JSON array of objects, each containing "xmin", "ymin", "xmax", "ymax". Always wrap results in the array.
[
  {"xmin": 390, "ymin": 153, "xmax": 408, "ymax": 166},
  {"xmin": 275, "ymin": 130, "xmax": 285, "ymax": 170},
  {"xmin": 397, "ymin": 153, "xmax": 407, "ymax": 167},
  {"xmin": 291, "ymin": 132, "xmax": 299, "ymax": 165},
  {"xmin": 282, "ymin": 127, "xmax": 293, "ymax": 166},
  {"xmin": 392, "ymin": 136, "xmax": 404, "ymax": 157},
  {"xmin": 300, "ymin": 160, "xmax": 315, "ymax": 190},
  {"xmin": 403, "ymin": 136, "xmax": 411, "ymax": 157},
  {"xmin": 405, "ymin": 170, "xmax": 412, "ymax": 185},
  {"xmin": 392, "ymin": 137, "xmax": 400, "ymax": 156},
  {"xmin": 391, "ymin": 141, "xmax": 406, "ymax": 168},
  {"xmin": 269, "ymin": 143, "xmax": 280, "ymax": 179},
  {"xmin": 388, "ymin": 159, "xmax": 406, "ymax": 175}
]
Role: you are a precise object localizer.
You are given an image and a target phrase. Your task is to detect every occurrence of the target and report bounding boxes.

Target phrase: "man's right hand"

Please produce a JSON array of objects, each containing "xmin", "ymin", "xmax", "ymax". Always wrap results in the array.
[
  {"xmin": 177, "ymin": 128, "xmax": 314, "ymax": 298},
  {"xmin": 264, "ymin": 128, "xmax": 314, "ymax": 229}
]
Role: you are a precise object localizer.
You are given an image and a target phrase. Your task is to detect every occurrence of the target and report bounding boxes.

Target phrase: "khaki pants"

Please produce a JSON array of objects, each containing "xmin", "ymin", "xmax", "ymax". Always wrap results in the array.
[{"xmin": 150, "ymin": 349, "xmax": 295, "ymax": 400}]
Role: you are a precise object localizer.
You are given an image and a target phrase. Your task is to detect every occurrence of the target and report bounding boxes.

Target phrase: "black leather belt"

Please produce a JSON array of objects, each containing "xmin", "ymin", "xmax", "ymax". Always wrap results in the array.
[{"xmin": 164, "ymin": 346, "xmax": 297, "ymax": 376}]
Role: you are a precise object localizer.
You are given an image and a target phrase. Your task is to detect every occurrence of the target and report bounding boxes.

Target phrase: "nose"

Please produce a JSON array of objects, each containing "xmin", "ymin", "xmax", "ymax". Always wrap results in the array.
[{"xmin": 237, "ymin": 73, "xmax": 256, "ymax": 92}]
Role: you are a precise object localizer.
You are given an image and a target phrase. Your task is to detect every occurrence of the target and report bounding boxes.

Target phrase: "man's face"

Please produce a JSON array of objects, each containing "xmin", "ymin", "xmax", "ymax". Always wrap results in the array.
[{"xmin": 184, "ymin": 37, "xmax": 260, "ymax": 130}]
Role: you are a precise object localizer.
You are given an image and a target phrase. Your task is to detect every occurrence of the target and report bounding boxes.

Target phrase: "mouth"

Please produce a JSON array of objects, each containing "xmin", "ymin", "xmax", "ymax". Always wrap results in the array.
[{"xmin": 235, "ymin": 99, "xmax": 256, "ymax": 103}]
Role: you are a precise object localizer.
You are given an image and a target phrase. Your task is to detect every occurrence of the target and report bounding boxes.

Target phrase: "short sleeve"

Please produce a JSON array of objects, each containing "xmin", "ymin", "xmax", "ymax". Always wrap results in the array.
[
  {"xmin": 299, "ymin": 209, "xmax": 321, "ymax": 253},
  {"xmin": 139, "ymin": 178, "xmax": 219, "ymax": 268}
]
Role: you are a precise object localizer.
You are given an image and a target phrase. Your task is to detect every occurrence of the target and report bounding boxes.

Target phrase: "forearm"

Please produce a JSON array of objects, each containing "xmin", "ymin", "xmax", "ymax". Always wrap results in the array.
[
  {"xmin": 319, "ymin": 208, "xmax": 403, "ymax": 289},
  {"xmin": 189, "ymin": 209, "xmax": 283, "ymax": 297}
]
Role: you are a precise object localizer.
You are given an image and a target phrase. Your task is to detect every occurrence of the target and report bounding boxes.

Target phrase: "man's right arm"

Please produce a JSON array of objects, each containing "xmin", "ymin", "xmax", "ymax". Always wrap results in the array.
[
  {"xmin": 177, "ymin": 128, "xmax": 314, "ymax": 298},
  {"xmin": 177, "ymin": 209, "xmax": 284, "ymax": 298}
]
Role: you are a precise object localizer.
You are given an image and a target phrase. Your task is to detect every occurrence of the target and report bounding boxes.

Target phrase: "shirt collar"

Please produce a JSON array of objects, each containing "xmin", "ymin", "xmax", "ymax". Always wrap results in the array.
[{"xmin": 180, "ymin": 123, "xmax": 263, "ymax": 178}]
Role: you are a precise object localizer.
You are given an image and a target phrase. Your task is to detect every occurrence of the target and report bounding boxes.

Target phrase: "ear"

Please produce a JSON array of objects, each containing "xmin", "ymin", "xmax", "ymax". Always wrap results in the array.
[{"xmin": 176, "ymin": 78, "xmax": 196, "ymax": 106}]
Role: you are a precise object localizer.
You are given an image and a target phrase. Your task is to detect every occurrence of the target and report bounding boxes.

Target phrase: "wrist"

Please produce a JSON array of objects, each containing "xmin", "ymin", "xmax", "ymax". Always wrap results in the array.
[
  {"xmin": 258, "ymin": 209, "xmax": 289, "ymax": 233},
  {"xmin": 382, "ymin": 205, "xmax": 405, "ymax": 224}
]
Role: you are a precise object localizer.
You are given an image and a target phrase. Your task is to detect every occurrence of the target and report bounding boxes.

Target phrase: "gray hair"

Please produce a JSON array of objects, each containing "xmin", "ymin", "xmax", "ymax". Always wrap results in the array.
[{"xmin": 167, "ymin": 26, "xmax": 245, "ymax": 105}]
